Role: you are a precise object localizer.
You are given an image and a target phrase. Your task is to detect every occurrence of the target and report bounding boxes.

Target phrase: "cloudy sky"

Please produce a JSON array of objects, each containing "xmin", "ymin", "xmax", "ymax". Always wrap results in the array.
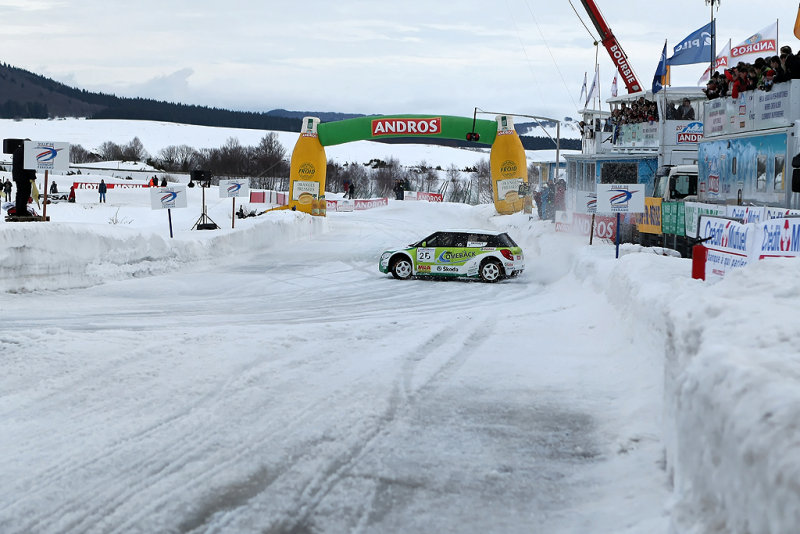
[{"xmin": 2, "ymin": 0, "xmax": 799, "ymax": 122}]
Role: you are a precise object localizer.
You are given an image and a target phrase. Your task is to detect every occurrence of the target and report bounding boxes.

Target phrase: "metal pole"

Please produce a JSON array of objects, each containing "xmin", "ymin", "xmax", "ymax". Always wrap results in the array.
[
  {"xmin": 168, "ymin": 208, "xmax": 174, "ymax": 238},
  {"xmin": 232, "ymin": 197, "xmax": 236, "ymax": 229},
  {"xmin": 615, "ymin": 212, "xmax": 621, "ymax": 258},
  {"xmin": 556, "ymin": 122, "xmax": 561, "ymax": 182},
  {"xmin": 42, "ymin": 170, "xmax": 49, "ymax": 221}
]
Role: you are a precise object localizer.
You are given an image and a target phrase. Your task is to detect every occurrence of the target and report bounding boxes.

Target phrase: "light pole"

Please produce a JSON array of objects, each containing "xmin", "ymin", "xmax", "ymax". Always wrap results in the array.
[{"xmin": 706, "ymin": 0, "xmax": 721, "ymax": 77}]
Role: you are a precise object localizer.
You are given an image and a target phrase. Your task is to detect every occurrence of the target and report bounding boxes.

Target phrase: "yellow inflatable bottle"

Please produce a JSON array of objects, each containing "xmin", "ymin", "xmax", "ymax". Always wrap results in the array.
[
  {"xmin": 489, "ymin": 114, "xmax": 527, "ymax": 215},
  {"xmin": 289, "ymin": 116, "xmax": 327, "ymax": 216}
]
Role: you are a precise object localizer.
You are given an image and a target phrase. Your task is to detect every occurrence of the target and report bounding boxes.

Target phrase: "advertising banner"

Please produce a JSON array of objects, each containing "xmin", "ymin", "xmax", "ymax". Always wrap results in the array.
[
  {"xmin": 639, "ymin": 197, "xmax": 663, "ymax": 234},
  {"xmin": 24, "ymin": 140, "xmax": 70, "ymax": 172},
  {"xmin": 756, "ymin": 217, "xmax": 800, "ymax": 258},
  {"xmin": 726, "ymin": 205, "xmax": 766, "ymax": 224},
  {"xmin": 578, "ymin": 191, "xmax": 597, "ymax": 214},
  {"xmin": 218, "ymin": 179, "xmax": 250, "ymax": 198},
  {"xmin": 354, "ymin": 198, "xmax": 388, "ymax": 210},
  {"xmin": 685, "ymin": 202, "xmax": 726, "ymax": 238},
  {"xmin": 662, "ymin": 201, "xmax": 686, "ymax": 236},
  {"xmin": 596, "ymin": 184, "xmax": 646, "ymax": 214},
  {"xmin": 555, "ymin": 212, "xmax": 617, "ymax": 240},
  {"xmin": 698, "ymin": 215, "xmax": 754, "ymax": 280},
  {"xmin": 150, "ymin": 186, "xmax": 188, "ymax": 210}
]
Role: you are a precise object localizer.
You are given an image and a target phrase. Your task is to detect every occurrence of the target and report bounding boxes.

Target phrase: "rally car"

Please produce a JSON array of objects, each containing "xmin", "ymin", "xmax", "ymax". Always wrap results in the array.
[{"xmin": 379, "ymin": 230, "xmax": 524, "ymax": 282}]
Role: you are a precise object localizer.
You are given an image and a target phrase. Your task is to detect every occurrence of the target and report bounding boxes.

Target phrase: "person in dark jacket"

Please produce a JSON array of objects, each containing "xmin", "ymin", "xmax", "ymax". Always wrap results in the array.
[
  {"xmin": 12, "ymin": 142, "xmax": 35, "ymax": 216},
  {"xmin": 2, "ymin": 178, "xmax": 11, "ymax": 201},
  {"xmin": 98, "ymin": 179, "xmax": 107, "ymax": 203}
]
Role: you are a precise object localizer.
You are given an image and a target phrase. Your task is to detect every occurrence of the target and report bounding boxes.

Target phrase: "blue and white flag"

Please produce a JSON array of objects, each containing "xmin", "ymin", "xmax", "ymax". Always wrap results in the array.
[
  {"xmin": 653, "ymin": 42, "xmax": 668, "ymax": 94},
  {"xmin": 668, "ymin": 21, "xmax": 715, "ymax": 66},
  {"xmin": 579, "ymin": 72, "xmax": 587, "ymax": 104}
]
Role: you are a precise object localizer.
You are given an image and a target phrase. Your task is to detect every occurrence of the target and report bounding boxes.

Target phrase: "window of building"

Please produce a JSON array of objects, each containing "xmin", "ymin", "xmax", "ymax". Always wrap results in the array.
[
  {"xmin": 774, "ymin": 155, "xmax": 785, "ymax": 191},
  {"xmin": 600, "ymin": 162, "xmax": 637, "ymax": 184},
  {"xmin": 756, "ymin": 155, "xmax": 767, "ymax": 192}
]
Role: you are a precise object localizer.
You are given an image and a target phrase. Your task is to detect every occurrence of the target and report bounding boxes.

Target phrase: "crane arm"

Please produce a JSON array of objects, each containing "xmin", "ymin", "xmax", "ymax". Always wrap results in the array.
[{"xmin": 579, "ymin": 0, "xmax": 642, "ymax": 94}]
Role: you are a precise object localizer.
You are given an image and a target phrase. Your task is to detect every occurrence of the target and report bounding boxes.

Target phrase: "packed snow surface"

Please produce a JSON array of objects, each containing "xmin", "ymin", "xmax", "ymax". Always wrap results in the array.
[{"xmin": 1, "ymin": 122, "xmax": 800, "ymax": 533}]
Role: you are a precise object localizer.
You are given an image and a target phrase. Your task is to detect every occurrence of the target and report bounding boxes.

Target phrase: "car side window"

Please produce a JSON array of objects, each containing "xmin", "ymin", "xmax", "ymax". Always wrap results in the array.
[
  {"xmin": 424, "ymin": 233, "xmax": 442, "ymax": 247},
  {"xmin": 452, "ymin": 233, "xmax": 468, "ymax": 248},
  {"xmin": 467, "ymin": 234, "xmax": 488, "ymax": 247}
]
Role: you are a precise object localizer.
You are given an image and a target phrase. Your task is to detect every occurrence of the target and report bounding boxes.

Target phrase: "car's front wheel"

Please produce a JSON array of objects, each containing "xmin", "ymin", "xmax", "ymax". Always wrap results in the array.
[
  {"xmin": 391, "ymin": 256, "xmax": 413, "ymax": 280},
  {"xmin": 479, "ymin": 259, "xmax": 503, "ymax": 282}
]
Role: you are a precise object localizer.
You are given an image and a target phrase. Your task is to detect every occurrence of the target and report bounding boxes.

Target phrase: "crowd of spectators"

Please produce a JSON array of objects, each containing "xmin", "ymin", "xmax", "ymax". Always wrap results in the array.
[{"xmin": 704, "ymin": 45, "xmax": 800, "ymax": 100}]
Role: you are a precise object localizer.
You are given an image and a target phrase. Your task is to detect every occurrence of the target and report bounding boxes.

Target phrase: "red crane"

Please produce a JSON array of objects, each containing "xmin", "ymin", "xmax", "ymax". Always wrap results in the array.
[{"xmin": 579, "ymin": 0, "xmax": 642, "ymax": 94}]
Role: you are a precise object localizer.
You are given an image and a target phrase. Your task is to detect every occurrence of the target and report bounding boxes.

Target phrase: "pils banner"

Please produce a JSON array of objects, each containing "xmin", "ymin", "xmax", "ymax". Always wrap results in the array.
[{"xmin": 668, "ymin": 21, "xmax": 715, "ymax": 66}]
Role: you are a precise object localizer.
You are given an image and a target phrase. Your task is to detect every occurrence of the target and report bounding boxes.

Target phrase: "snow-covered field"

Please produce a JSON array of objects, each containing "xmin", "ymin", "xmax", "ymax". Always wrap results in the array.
[{"xmin": 1, "ymin": 120, "xmax": 800, "ymax": 533}]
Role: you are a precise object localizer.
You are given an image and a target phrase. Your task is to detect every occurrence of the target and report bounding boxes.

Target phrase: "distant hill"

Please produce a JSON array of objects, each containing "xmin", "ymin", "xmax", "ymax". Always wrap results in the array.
[{"xmin": 0, "ymin": 62, "xmax": 580, "ymax": 151}]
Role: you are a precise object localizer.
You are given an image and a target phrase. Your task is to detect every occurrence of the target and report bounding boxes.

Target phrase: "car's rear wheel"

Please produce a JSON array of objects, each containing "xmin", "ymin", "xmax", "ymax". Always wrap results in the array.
[
  {"xmin": 391, "ymin": 257, "xmax": 413, "ymax": 280},
  {"xmin": 479, "ymin": 259, "xmax": 503, "ymax": 282}
]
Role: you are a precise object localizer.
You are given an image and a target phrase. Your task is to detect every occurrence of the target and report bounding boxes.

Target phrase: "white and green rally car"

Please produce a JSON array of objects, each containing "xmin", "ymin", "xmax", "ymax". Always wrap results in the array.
[{"xmin": 379, "ymin": 230, "xmax": 524, "ymax": 282}]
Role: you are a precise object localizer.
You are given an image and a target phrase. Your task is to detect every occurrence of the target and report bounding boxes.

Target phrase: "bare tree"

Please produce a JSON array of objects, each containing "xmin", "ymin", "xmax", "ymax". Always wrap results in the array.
[
  {"xmin": 474, "ymin": 159, "xmax": 493, "ymax": 204},
  {"xmin": 97, "ymin": 141, "xmax": 124, "ymax": 161},
  {"xmin": 69, "ymin": 144, "xmax": 95, "ymax": 163},
  {"xmin": 121, "ymin": 137, "xmax": 148, "ymax": 161}
]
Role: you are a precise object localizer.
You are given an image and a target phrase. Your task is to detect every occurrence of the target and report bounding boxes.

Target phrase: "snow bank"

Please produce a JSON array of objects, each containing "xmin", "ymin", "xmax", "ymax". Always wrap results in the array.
[
  {"xmin": 564, "ymin": 239, "xmax": 800, "ymax": 533},
  {"xmin": 0, "ymin": 211, "xmax": 324, "ymax": 293}
]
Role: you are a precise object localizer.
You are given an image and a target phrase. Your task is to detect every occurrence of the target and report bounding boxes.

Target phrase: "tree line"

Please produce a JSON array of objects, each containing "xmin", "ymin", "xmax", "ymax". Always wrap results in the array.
[{"xmin": 68, "ymin": 134, "xmax": 547, "ymax": 205}]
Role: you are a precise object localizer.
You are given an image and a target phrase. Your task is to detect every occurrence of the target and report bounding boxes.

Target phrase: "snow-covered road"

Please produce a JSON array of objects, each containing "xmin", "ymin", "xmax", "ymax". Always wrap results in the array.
[{"xmin": 0, "ymin": 202, "xmax": 669, "ymax": 533}]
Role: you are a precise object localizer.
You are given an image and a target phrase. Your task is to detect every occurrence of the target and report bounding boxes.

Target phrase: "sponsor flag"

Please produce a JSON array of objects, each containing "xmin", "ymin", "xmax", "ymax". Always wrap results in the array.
[
  {"xmin": 653, "ymin": 42, "xmax": 668, "ymax": 94},
  {"xmin": 731, "ymin": 21, "xmax": 778, "ymax": 63},
  {"xmin": 698, "ymin": 39, "xmax": 731, "ymax": 84},
  {"xmin": 668, "ymin": 21, "xmax": 715, "ymax": 66},
  {"xmin": 585, "ymin": 66, "xmax": 598, "ymax": 107},
  {"xmin": 579, "ymin": 72, "xmax": 587, "ymax": 104},
  {"xmin": 795, "ymin": 3, "xmax": 800, "ymax": 40},
  {"xmin": 611, "ymin": 71, "xmax": 618, "ymax": 97}
]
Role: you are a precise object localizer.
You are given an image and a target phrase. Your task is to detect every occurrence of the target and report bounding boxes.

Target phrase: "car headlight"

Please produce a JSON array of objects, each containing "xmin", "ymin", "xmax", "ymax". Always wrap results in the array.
[{"xmin": 380, "ymin": 252, "xmax": 392, "ymax": 262}]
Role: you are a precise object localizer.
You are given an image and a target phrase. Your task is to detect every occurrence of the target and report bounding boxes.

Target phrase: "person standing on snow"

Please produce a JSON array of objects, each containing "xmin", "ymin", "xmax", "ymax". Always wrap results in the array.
[
  {"xmin": 98, "ymin": 179, "xmax": 107, "ymax": 203},
  {"xmin": 3, "ymin": 178, "xmax": 11, "ymax": 201}
]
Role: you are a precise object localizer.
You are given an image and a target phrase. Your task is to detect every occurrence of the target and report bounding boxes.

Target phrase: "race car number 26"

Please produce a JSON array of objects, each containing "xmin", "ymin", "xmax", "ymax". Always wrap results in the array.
[{"xmin": 417, "ymin": 248, "xmax": 435, "ymax": 262}]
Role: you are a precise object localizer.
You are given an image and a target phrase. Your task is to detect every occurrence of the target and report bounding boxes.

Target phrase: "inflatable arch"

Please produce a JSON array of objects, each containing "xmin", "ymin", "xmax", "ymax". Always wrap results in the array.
[{"xmin": 282, "ymin": 114, "xmax": 528, "ymax": 216}]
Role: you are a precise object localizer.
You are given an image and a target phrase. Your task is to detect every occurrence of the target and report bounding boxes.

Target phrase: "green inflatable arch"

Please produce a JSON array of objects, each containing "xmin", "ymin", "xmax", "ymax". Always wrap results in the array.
[{"xmin": 316, "ymin": 114, "xmax": 498, "ymax": 147}]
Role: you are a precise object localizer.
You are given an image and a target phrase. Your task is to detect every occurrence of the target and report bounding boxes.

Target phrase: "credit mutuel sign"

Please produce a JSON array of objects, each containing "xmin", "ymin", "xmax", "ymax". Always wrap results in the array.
[{"xmin": 371, "ymin": 117, "xmax": 442, "ymax": 136}]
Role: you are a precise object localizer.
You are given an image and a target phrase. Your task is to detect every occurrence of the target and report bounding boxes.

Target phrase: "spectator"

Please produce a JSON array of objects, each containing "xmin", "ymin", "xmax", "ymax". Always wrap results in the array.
[
  {"xmin": 704, "ymin": 80, "xmax": 720, "ymax": 100},
  {"xmin": 3, "ymin": 178, "xmax": 11, "ymax": 201},
  {"xmin": 770, "ymin": 56, "xmax": 789, "ymax": 83},
  {"xmin": 731, "ymin": 65, "xmax": 749, "ymax": 98},
  {"xmin": 98, "ymin": 179, "xmax": 107, "ymax": 203},
  {"xmin": 759, "ymin": 69, "xmax": 776, "ymax": 91},
  {"xmin": 676, "ymin": 99, "xmax": 695, "ymax": 120},
  {"xmin": 160, "ymin": 177, "xmax": 167, "ymax": 187},
  {"xmin": 50, "ymin": 181, "xmax": 58, "ymax": 194},
  {"xmin": 780, "ymin": 46, "xmax": 800, "ymax": 79},
  {"xmin": 68, "ymin": 185, "xmax": 76, "ymax": 203}
]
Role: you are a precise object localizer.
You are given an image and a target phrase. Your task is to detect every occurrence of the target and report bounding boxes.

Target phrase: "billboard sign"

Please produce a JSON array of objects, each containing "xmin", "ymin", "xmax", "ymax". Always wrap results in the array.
[
  {"xmin": 24, "ymin": 140, "xmax": 70, "ymax": 172},
  {"xmin": 150, "ymin": 186, "xmax": 188, "ymax": 210}
]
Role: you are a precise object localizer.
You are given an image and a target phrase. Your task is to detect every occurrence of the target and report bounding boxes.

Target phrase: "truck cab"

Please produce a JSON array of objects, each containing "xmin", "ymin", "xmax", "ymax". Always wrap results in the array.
[{"xmin": 653, "ymin": 164, "xmax": 698, "ymax": 201}]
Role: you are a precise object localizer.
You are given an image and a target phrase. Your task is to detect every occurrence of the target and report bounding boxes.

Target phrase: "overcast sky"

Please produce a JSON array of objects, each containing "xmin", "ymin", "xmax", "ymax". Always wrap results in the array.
[{"xmin": 2, "ymin": 1, "xmax": 799, "ymax": 123}]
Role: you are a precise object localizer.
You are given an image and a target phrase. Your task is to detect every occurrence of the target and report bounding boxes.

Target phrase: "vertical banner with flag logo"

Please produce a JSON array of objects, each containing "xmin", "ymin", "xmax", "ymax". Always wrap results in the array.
[
  {"xmin": 653, "ymin": 42, "xmax": 668, "ymax": 94},
  {"xmin": 699, "ymin": 39, "xmax": 731, "ymax": 84},
  {"xmin": 585, "ymin": 66, "xmax": 598, "ymax": 108},
  {"xmin": 611, "ymin": 71, "xmax": 618, "ymax": 98},
  {"xmin": 668, "ymin": 21, "xmax": 715, "ymax": 65},
  {"xmin": 579, "ymin": 72, "xmax": 587, "ymax": 104},
  {"xmin": 731, "ymin": 21, "xmax": 778, "ymax": 63}
]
